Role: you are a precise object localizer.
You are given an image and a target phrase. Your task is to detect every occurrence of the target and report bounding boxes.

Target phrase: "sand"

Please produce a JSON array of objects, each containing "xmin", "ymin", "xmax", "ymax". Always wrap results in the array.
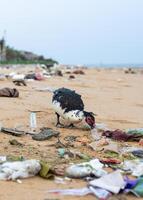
[{"xmin": 0, "ymin": 67, "xmax": 142, "ymax": 200}]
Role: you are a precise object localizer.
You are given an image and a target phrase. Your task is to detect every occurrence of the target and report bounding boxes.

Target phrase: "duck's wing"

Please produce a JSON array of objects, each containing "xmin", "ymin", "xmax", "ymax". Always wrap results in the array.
[{"xmin": 53, "ymin": 88, "xmax": 84, "ymax": 112}]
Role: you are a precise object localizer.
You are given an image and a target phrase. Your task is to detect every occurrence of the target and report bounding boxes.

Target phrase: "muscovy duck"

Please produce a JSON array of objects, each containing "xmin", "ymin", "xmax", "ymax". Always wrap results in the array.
[{"xmin": 52, "ymin": 87, "xmax": 95, "ymax": 129}]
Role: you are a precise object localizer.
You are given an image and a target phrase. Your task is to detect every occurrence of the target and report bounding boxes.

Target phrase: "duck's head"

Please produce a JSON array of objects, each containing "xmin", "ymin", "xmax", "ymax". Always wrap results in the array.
[{"xmin": 84, "ymin": 111, "xmax": 96, "ymax": 129}]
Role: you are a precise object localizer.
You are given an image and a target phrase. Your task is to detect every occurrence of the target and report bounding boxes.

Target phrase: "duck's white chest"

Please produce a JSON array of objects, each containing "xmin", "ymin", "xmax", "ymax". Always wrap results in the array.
[{"xmin": 52, "ymin": 100, "xmax": 84, "ymax": 123}]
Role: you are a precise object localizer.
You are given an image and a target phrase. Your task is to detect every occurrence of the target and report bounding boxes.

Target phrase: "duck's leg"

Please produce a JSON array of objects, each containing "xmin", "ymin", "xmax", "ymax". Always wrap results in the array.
[{"xmin": 55, "ymin": 113, "xmax": 65, "ymax": 128}]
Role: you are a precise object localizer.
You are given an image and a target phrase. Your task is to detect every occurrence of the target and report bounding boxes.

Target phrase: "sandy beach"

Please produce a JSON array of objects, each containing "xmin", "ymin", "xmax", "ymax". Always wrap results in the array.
[{"xmin": 0, "ymin": 67, "xmax": 142, "ymax": 200}]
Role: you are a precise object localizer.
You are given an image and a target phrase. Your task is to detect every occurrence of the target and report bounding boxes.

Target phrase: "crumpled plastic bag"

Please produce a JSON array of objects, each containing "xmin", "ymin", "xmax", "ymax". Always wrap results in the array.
[
  {"xmin": 65, "ymin": 159, "xmax": 107, "ymax": 178},
  {"xmin": 0, "ymin": 159, "xmax": 41, "ymax": 180},
  {"xmin": 39, "ymin": 161, "xmax": 54, "ymax": 179}
]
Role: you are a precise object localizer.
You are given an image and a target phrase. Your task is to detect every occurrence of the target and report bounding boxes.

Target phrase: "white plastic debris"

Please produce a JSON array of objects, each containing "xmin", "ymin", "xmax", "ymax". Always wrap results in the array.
[
  {"xmin": 54, "ymin": 177, "xmax": 66, "ymax": 184},
  {"xmin": 30, "ymin": 112, "xmax": 37, "ymax": 129},
  {"xmin": 89, "ymin": 170, "xmax": 126, "ymax": 194},
  {"xmin": 17, "ymin": 179, "xmax": 22, "ymax": 184},
  {"xmin": 89, "ymin": 186, "xmax": 111, "ymax": 199},
  {"xmin": 33, "ymin": 86, "xmax": 55, "ymax": 92},
  {"xmin": 123, "ymin": 160, "xmax": 143, "ymax": 177},
  {"xmin": 121, "ymin": 146, "xmax": 143, "ymax": 154},
  {"xmin": 12, "ymin": 74, "xmax": 25, "ymax": 80},
  {"xmin": 48, "ymin": 186, "xmax": 111, "ymax": 199},
  {"xmin": 66, "ymin": 159, "xmax": 107, "ymax": 178},
  {"xmin": 91, "ymin": 128, "xmax": 102, "ymax": 141},
  {"xmin": 126, "ymin": 128, "xmax": 143, "ymax": 133},
  {"xmin": 96, "ymin": 123, "xmax": 109, "ymax": 131},
  {"xmin": 0, "ymin": 159, "xmax": 41, "ymax": 180},
  {"xmin": 48, "ymin": 187, "xmax": 91, "ymax": 196},
  {"xmin": 0, "ymin": 156, "xmax": 7, "ymax": 164}
]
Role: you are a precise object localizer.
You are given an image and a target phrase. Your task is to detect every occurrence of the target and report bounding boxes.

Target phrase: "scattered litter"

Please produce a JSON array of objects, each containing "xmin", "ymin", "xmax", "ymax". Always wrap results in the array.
[
  {"xmin": 139, "ymin": 139, "xmax": 143, "ymax": 146},
  {"xmin": 55, "ymin": 70, "xmax": 63, "ymax": 76},
  {"xmin": 48, "ymin": 187, "xmax": 111, "ymax": 199},
  {"xmin": 58, "ymin": 148, "xmax": 65, "ymax": 158},
  {"xmin": 103, "ymin": 142, "xmax": 120, "ymax": 154},
  {"xmin": 64, "ymin": 135, "xmax": 78, "ymax": 142},
  {"xmin": 0, "ymin": 87, "xmax": 19, "ymax": 97},
  {"xmin": 39, "ymin": 161, "xmax": 54, "ymax": 179},
  {"xmin": 89, "ymin": 170, "xmax": 126, "ymax": 194},
  {"xmin": 48, "ymin": 187, "xmax": 92, "ymax": 196},
  {"xmin": 30, "ymin": 112, "xmax": 37, "ymax": 130},
  {"xmin": 89, "ymin": 138, "xmax": 109, "ymax": 151},
  {"xmin": 1, "ymin": 127, "xmax": 25, "ymax": 136},
  {"xmin": 102, "ymin": 129, "xmax": 143, "ymax": 141},
  {"xmin": 6, "ymin": 155, "xmax": 24, "ymax": 162},
  {"xmin": 76, "ymin": 136, "xmax": 90, "ymax": 145},
  {"xmin": 124, "ymin": 68, "xmax": 136, "ymax": 74},
  {"xmin": 32, "ymin": 128, "xmax": 60, "ymax": 141},
  {"xmin": 100, "ymin": 158, "xmax": 121, "ymax": 164},
  {"xmin": 89, "ymin": 186, "xmax": 111, "ymax": 199},
  {"xmin": 73, "ymin": 70, "xmax": 85, "ymax": 75},
  {"xmin": 33, "ymin": 86, "xmax": 56, "ymax": 93},
  {"xmin": 91, "ymin": 128, "xmax": 102, "ymax": 141},
  {"xmin": 121, "ymin": 146, "xmax": 143, "ymax": 154},
  {"xmin": 124, "ymin": 176, "xmax": 138, "ymax": 191},
  {"xmin": 127, "ymin": 178, "xmax": 143, "ymax": 197},
  {"xmin": 0, "ymin": 159, "xmax": 41, "ymax": 180},
  {"xmin": 127, "ymin": 128, "xmax": 143, "ymax": 135},
  {"xmin": 131, "ymin": 150, "xmax": 143, "ymax": 158},
  {"xmin": 54, "ymin": 177, "xmax": 66, "ymax": 184},
  {"xmin": 0, "ymin": 74, "xmax": 6, "ymax": 81},
  {"xmin": 66, "ymin": 159, "xmax": 107, "ymax": 178},
  {"xmin": 53, "ymin": 164, "xmax": 68, "ymax": 176},
  {"xmin": 35, "ymin": 71, "xmax": 44, "ymax": 80},
  {"xmin": 96, "ymin": 123, "xmax": 109, "ymax": 131},
  {"xmin": 69, "ymin": 75, "xmax": 75, "ymax": 79},
  {"xmin": 67, "ymin": 150, "xmax": 91, "ymax": 160},
  {"xmin": 9, "ymin": 139, "xmax": 24, "ymax": 147},
  {"xmin": 13, "ymin": 79, "xmax": 27, "ymax": 86},
  {"xmin": 11, "ymin": 74, "xmax": 25, "ymax": 80},
  {"xmin": 123, "ymin": 160, "xmax": 143, "ymax": 177},
  {"xmin": 0, "ymin": 156, "xmax": 7, "ymax": 164},
  {"xmin": 17, "ymin": 179, "xmax": 22, "ymax": 184},
  {"xmin": 25, "ymin": 73, "xmax": 35, "ymax": 80}
]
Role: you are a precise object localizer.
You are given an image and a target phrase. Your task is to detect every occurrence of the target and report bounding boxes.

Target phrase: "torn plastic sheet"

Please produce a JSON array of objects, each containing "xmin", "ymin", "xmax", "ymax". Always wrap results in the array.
[
  {"xmin": 89, "ymin": 170, "xmax": 126, "ymax": 194},
  {"xmin": 48, "ymin": 186, "xmax": 111, "ymax": 199}
]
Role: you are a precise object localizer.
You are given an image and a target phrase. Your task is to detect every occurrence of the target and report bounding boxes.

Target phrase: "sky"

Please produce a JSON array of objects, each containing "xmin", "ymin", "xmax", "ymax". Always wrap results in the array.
[{"xmin": 0, "ymin": 0, "xmax": 143, "ymax": 65}]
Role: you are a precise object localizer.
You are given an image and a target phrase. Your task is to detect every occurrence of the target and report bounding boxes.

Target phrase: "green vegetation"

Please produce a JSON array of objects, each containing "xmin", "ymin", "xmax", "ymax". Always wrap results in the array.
[{"xmin": 0, "ymin": 46, "xmax": 58, "ymax": 65}]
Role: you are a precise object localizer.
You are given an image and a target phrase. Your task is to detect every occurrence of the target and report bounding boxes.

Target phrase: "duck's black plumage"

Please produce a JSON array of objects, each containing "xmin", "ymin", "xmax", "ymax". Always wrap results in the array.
[{"xmin": 52, "ymin": 87, "xmax": 84, "ymax": 113}]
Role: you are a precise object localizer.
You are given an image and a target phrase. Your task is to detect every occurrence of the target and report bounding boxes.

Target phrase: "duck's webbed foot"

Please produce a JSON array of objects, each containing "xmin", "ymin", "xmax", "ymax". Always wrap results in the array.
[
  {"xmin": 55, "ymin": 113, "xmax": 65, "ymax": 128},
  {"xmin": 66, "ymin": 123, "xmax": 76, "ymax": 129}
]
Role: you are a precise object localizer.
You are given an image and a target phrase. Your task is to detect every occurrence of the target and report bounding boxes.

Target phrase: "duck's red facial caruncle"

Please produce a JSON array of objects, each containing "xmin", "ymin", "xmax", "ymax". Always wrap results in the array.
[{"xmin": 84, "ymin": 112, "xmax": 96, "ymax": 129}]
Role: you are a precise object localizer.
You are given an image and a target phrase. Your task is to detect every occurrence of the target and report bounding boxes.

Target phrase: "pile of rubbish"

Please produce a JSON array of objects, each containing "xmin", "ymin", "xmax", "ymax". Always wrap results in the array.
[
  {"xmin": 0, "ymin": 64, "xmax": 86, "ymax": 86},
  {"xmin": 0, "ymin": 121, "xmax": 143, "ymax": 200},
  {"xmin": 47, "ymin": 158, "xmax": 143, "ymax": 199}
]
